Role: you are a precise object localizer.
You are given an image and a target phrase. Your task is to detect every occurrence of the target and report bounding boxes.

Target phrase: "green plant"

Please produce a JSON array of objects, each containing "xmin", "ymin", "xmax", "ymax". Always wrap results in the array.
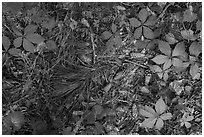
[
  {"xmin": 152, "ymin": 40, "xmax": 188, "ymax": 70},
  {"xmin": 139, "ymin": 97, "xmax": 172, "ymax": 130},
  {"xmin": 179, "ymin": 113, "xmax": 194, "ymax": 128}
]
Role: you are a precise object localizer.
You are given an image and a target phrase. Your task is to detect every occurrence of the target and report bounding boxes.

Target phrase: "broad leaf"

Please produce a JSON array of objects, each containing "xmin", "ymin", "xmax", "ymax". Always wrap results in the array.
[
  {"xmin": 155, "ymin": 118, "xmax": 164, "ymax": 130},
  {"xmin": 155, "ymin": 97, "xmax": 167, "ymax": 114},
  {"xmin": 144, "ymin": 105, "xmax": 156, "ymax": 115},
  {"xmin": 26, "ymin": 33, "xmax": 45, "ymax": 44},
  {"xmin": 185, "ymin": 122, "xmax": 191, "ymax": 128},
  {"xmin": 163, "ymin": 58, "xmax": 172, "ymax": 70},
  {"xmin": 24, "ymin": 24, "xmax": 37, "ymax": 35},
  {"xmin": 189, "ymin": 41, "xmax": 201, "ymax": 57},
  {"xmin": 144, "ymin": 15, "xmax": 157, "ymax": 26},
  {"xmin": 160, "ymin": 113, "xmax": 172, "ymax": 120},
  {"xmin": 3, "ymin": 36, "xmax": 11, "ymax": 51},
  {"xmin": 102, "ymin": 31, "xmax": 112, "ymax": 40},
  {"xmin": 152, "ymin": 55, "xmax": 168, "ymax": 64},
  {"xmin": 93, "ymin": 105, "xmax": 103, "ymax": 115},
  {"xmin": 111, "ymin": 23, "xmax": 117, "ymax": 33},
  {"xmin": 186, "ymin": 116, "xmax": 194, "ymax": 122},
  {"xmin": 140, "ymin": 86, "xmax": 150, "ymax": 93},
  {"xmin": 158, "ymin": 40, "xmax": 171, "ymax": 56},
  {"xmin": 165, "ymin": 33, "xmax": 178, "ymax": 44},
  {"xmin": 10, "ymin": 111, "xmax": 24, "ymax": 128},
  {"xmin": 163, "ymin": 71, "xmax": 169, "ymax": 81},
  {"xmin": 8, "ymin": 48, "xmax": 22, "ymax": 57},
  {"xmin": 172, "ymin": 42, "xmax": 187, "ymax": 58},
  {"xmin": 196, "ymin": 20, "xmax": 202, "ymax": 31},
  {"xmin": 13, "ymin": 37, "xmax": 23, "ymax": 48},
  {"xmin": 141, "ymin": 117, "xmax": 157, "ymax": 128},
  {"xmin": 138, "ymin": 8, "xmax": 149, "ymax": 23},
  {"xmin": 149, "ymin": 65, "xmax": 162, "ymax": 73},
  {"xmin": 134, "ymin": 27, "xmax": 142, "ymax": 39},
  {"xmin": 62, "ymin": 127, "xmax": 73, "ymax": 135},
  {"xmin": 129, "ymin": 18, "xmax": 141, "ymax": 28},
  {"xmin": 190, "ymin": 64, "xmax": 199, "ymax": 79},
  {"xmin": 181, "ymin": 29, "xmax": 196, "ymax": 40},
  {"xmin": 115, "ymin": 35, "xmax": 122, "ymax": 47},
  {"xmin": 139, "ymin": 107, "xmax": 155, "ymax": 118},
  {"xmin": 143, "ymin": 26, "xmax": 154, "ymax": 39},
  {"xmin": 42, "ymin": 17, "xmax": 56, "ymax": 30},
  {"xmin": 23, "ymin": 39, "xmax": 36, "ymax": 53},
  {"xmin": 183, "ymin": 9, "xmax": 197, "ymax": 22},
  {"xmin": 172, "ymin": 58, "xmax": 183, "ymax": 67},
  {"xmin": 46, "ymin": 40, "xmax": 57, "ymax": 51}
]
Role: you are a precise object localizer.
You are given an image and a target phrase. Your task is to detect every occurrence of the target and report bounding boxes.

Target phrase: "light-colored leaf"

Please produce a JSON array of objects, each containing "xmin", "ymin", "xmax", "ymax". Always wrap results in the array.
[
  {"xmin": 111, "ymin": 23, "xmax": 117, "ymax": 33},
  {"xmin": 165, "ymin": 33, "xmax": 178, "ymax": 44},
  {"xmin": 26, "ymin": 33, "xmax": 45, "ymax": 44},
  {"xmin": 138, "ymin": 8, "xmax": 149, "ymax": 23},
  {"xmin": 158, "ymin": 40, "xmax": 171, "ymax": 56},
  {"xmin": 181, "ymin": 29, "xmax": 196, "ymax": 40},
  {"xmin": 140, "ymin": 86, "xmax": 150, "ymax": 93},
  {"xmin": 24, "ymin": 24, "xmax": 37, "ymax": 35},
  {"xmin": 196, "ymin": 20, "xmax": 202, "ymax": 31},
  {"xmin": 189, "ymin": 41, "xmax": 201, "ymax": 57},
  {"xmin": 160, "ymin": 113, "xmax": 172, "ymax": 120},
  {"xmin": 172, "ymin": 58, "xmax": 183, "ymax": 67},
  {"xmin": 101, "ymin": 31, "xmax": 112, "ymax": 40},
  {"xmin": 134, "ymin": 27, "xmax": 142, "ymax": 39},
  {"xmin": 152, "ymin": 55, "xmax": 168, "ymax": 64},
  {"xmin": 144, "ymin": 105, "xmax": 156, "ymax": 115},
  {"xmin": 172, "ymin": 42, "xmax": 187, "ymax": 58},
  {"xmin": 42, "ymin": 17, "xmax": 56, "ymax": 30},
  {"xmin": 149, "ymin": 65, "xmax": 162, "ymax": 73},
  {"xmin": 13, "ymin": 37, "xmax": 23, "ymax": 48},
  {"xmin": 3, "ymin": 36, "xmax": 11, "ymax": 51},
  {"xmin": 8, "ymin": 48, "xmax": 22, "ymax": 57},
  {"xmin": 143, "ymin": 26, "xmax": 155, "ymax": 39},
  {"xmin": 183, "ymin": 9, "xmax": 197, "ymax": 22},
  {"xmin": 190, "ymin": 64, "xmax": 199, "ymax": 79},
  {"xmin": 129, "ymin": 18, "xmax": 141, "ymax": 28},
  {"xmin": 163, "ymin": 58, "xmax": 172, "ymax": 70},
  {"xmin": 155, "ymin": 97, "xmax": 167, "ymax": 114},
  {"xmin": 141, "ymin": 117, "xmax": 157, "ymax": 128},
  {"xmin": 23, "ymin": 38, "xmax": 36, "ymax": 53},
  {"xmin": 185, "ymin": 122, "xmax": 191, "ymax": 128},
  {"xmin": 186, "ymin": 116, "xmax": 194, "ymax": 121},
  {"xmin": 163, "ymin": 71, "xmax": 169, "ymax": 81},
  {"xmin": 155, "ymin": 118, "xmax": 164, "ymax": 130},
  {"xmin": 130, "ymin": 53, "xmax": 145, "ymax": 58},
  {"xmin": 103, "ymin": 83, "xmax": 112, "ymax": 92},
  {"xmin": 139, "ymin": 107, "xmax": 155, "ymax": 118},
  {"xmin": 10, "ymin": 111, "xmax": 24, "ymax": 128}
]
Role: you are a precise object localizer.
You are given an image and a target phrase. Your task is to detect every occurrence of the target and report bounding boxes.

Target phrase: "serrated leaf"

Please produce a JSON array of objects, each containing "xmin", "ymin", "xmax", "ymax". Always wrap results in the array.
[
  {"xmin": 46, "ymin": 40, "xmax": 57, "ymax": 50},
  {"xmin": 24, "ymin": 24, "xmax": 37, "ymax": 35},
  {"xmin": 23, "ymin": 38, "xmax": 36, "ymax": 53},
  {"xmin": 111, "ymin": 23, "xmax": 117, "ymax": 33},
  {"xmin": 3, "ymin": 36, "xmax": 11, "ymax": 51},
  {"xmin": 143, "ymin": 26, "xmax": 154, "ymax": 39},
  {"xmin": 163, "ymin": 58, "xmax": 172, "ymax": 70},
  {"xmin": 181, "ymin": 29, "xmax": 196, "ymax": 40},
  {"xmin": 190, "ymin": 64, "xmax": 199, "ymax": 79},
  {"xmin": 165, "ymin": 33, "xmax": 178, "ymax": 44},
  {"xmin": 134, "ymin": 27, "xmax": 142, "ymax": 39},
  {"xmin": 172, "ymin": 42, "xmax": 187, "ymax": 58},
  {"xmin": 155, "ymin": 97, "xmax": 167, "ymax": 114},
  {"xmin": 183, "ymin": 9, "xmax": 197, "ymax": 22},
  {"xmin": 129, "ymin": 18, "xmax": 141, "ymax": 28},
  {"xmin": 139, "ymin": 8, "xmax": 149, "ymax": 23},
  {"xmin": 160, "ymin": 113, "xmax": 172, "ymax": 120},
  {"xmin": 155, "ymin": 118, "xmax": 164, "ymax": 130},
  {"xmin": 13, "ymin": 37, "xmax": 23, "ymax": 48},
  {"xmin": 102, "ymin": 31, "xmax": 112, "ymax": 40},
  {"xmin": 158, "ymin": 40, "xmax": 171, "ymax": 56},
  {"xmin": 152, "ymin": 55, "xmax": 168, "ymax": 64},
  {"xmin": 141, "ymin": 117, "xmax": 156, "ymax": 128},
  {"xmin": 26, "ymin": 33, "xmax": 45, "ymax": 44},
  {"xmin": 139, "ymin": 107, "xmax": 155, "ymax": 118},
  {"xmin": 8, "ymin": 48, "xmax": 22, "ymax": 57},
  {"xmin": 189, "ymin": 41, "xmax": 201, "ymax": 57}
]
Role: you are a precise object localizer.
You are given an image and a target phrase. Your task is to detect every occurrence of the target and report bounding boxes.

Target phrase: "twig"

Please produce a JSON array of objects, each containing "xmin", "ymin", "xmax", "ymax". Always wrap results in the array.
[
  {"xmin": 90, "ymin": 30, "xmax": 96, "ymax": 64},
  {"xmin": 124, "ymin": 59, "xmax": 148, "ymax": 68}
]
